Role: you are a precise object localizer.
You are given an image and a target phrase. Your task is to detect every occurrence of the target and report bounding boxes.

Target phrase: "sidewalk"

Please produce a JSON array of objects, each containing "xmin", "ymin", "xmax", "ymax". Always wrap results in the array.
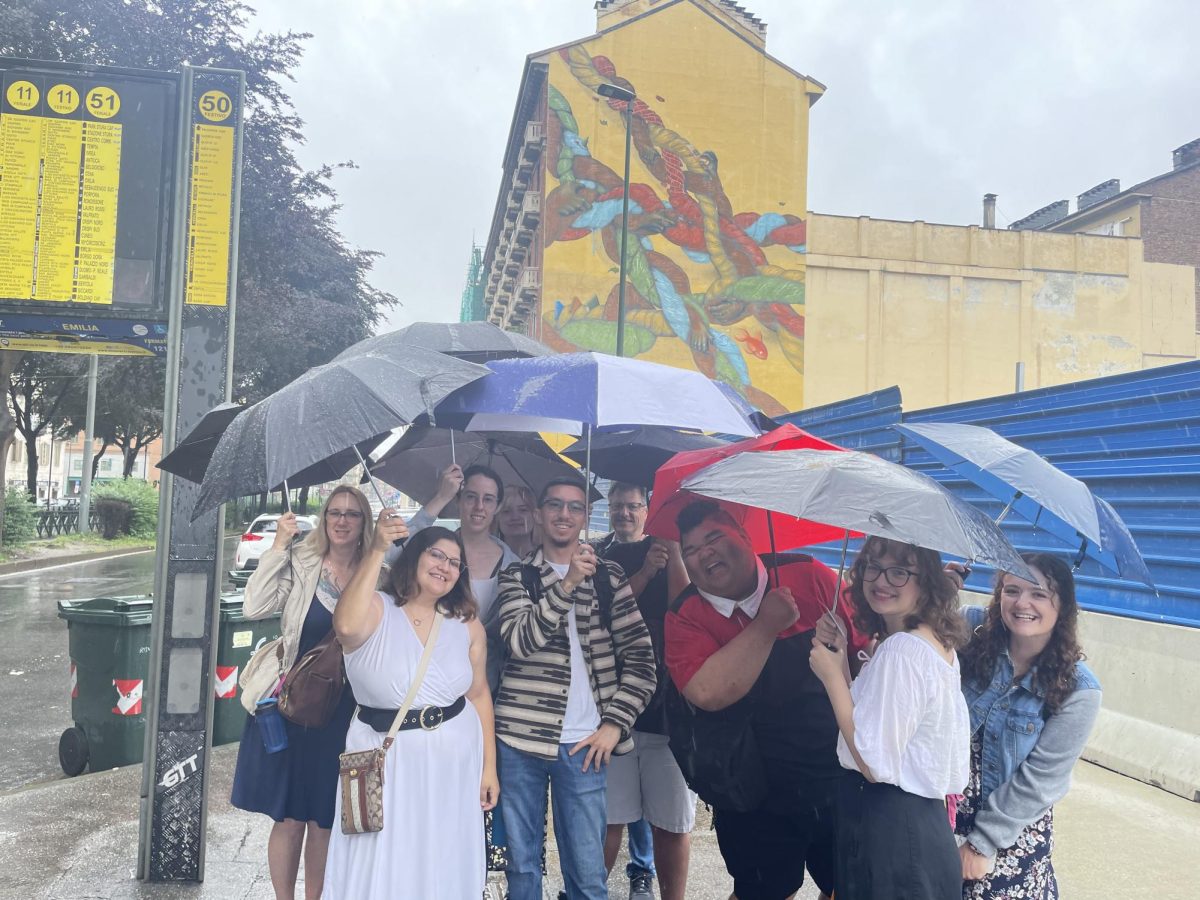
[{"xmin": 0, "ymin": 745, "xmax": 1195, "ymax": 899}]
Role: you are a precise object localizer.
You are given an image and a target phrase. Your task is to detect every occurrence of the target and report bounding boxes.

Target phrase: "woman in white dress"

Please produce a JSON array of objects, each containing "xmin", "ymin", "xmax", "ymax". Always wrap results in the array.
[{"xmin": 324, "ymin": 514, "xmax": 499, "ymax": 899}]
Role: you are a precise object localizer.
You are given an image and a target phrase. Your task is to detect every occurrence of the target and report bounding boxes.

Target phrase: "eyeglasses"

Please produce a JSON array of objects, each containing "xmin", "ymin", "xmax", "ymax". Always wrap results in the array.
[
  {"xmin": 426, "ymin": 547, "xmax": 464, "ymax": 571},
  {"xmin": 610, "ymin": 502, "xmax": 647, "ymax": 514},
  {"xmin": 682, "ymin": 531, "xmax": 726, "ymax": 561},
  {"xmin": 862, "ymin": 563, "xmax": 919, "ymax": 588},
  {"xmin": 325, "ymin": 509, "xmax": 364, "ymax": 521},
  {"xmin": 540, "ymin": 498, "xmax": 587, "ymax": 516}
]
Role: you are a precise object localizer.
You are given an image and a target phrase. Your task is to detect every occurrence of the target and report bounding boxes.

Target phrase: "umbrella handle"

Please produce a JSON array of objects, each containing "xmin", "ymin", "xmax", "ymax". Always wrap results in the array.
[
  {"xmin": 351, "ymin": 445, "xmax": 389, "ymax": 510},
  {"xmin": 450, "ymin": 430, "xmax": 456, "ymax": 466},
  {"xmin": 766, "ymin": 510, "xmax": 779, "ymax": 590}
]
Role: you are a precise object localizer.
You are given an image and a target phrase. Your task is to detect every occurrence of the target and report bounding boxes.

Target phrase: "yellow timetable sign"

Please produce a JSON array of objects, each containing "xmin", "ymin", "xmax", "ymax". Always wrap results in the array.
[
  {"xmin": 0, "ymin": 96, "xmax": 122, "ymax": 304},
  {"xmin": 185, "ymin": 123, "xmax": 235, "ymax": 306}
]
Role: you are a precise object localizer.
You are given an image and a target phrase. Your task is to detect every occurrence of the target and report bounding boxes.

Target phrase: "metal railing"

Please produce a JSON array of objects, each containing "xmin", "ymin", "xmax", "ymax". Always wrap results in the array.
[{"xmin": 34, "ymin": 508, "xmax": 101, "ymax": 538}]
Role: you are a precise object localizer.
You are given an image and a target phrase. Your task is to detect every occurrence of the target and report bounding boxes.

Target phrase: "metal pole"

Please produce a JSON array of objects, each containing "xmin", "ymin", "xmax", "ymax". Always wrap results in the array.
[
  {"xmin": 78, "ymin": 354, "xmax": 98, "ymax": 533},
  {"xmin": 1015, "ymin": 361, "xmax": 1026, "ymax": 392},
  {"xmin": 615, "ymin": 100, "xmax": 633, "ymax": 358}
]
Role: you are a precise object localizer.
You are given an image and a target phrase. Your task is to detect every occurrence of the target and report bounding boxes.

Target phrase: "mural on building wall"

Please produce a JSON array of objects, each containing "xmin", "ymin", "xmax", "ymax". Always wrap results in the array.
[{"xmin": 540, "ymin": 45, "xmax": 809, "ymax": 416}]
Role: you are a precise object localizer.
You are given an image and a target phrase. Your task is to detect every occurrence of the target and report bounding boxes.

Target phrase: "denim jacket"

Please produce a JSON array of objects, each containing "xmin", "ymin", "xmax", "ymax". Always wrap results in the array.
[{"xmin": 959, "ymin": 605, "xmax": 1101, "ymax": 858}]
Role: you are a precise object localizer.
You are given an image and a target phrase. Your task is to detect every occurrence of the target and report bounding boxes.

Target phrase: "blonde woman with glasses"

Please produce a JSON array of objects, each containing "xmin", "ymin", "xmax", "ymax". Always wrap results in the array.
[{"xmin": 232, "ymin": 485, "xmax": 388, "ymax": 900}]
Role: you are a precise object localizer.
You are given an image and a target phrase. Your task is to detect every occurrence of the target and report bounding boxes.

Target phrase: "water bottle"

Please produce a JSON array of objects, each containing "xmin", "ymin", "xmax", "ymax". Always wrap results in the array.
[{"xmin": 256, "ymin": 698, "xmax": 288, "ymax": 753}]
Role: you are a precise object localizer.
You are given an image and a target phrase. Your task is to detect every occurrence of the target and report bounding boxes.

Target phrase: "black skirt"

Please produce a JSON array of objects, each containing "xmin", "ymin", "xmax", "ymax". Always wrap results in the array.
[{"xmin": 836, "ymin": 772, "xmax": 960, "ymax": 900}]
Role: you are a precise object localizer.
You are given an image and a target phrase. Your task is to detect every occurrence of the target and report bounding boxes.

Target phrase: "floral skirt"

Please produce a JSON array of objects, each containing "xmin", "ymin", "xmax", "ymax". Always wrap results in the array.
[{"xmin": 956, "ymin": 736, "xmax": 1058, "ymax": 899}]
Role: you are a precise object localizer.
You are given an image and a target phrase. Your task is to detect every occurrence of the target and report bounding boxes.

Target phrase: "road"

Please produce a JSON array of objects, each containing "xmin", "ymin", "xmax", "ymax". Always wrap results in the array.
[{"xmin": 0, "ymin": 540, "xmax": 238, "ymax": 793}]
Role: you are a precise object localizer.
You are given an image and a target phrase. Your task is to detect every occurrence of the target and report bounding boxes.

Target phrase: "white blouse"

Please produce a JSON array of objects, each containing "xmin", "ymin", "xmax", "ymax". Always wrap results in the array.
[{"xmin": 837, "ymin": 631, "xmax": 970, "ymax": 799}]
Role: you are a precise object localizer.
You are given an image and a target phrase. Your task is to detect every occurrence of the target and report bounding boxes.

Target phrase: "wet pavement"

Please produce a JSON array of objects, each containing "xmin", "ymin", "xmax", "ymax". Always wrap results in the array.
[{"xmin": 0, "ymin": 539, "xmax": 239, "ymax": 793}]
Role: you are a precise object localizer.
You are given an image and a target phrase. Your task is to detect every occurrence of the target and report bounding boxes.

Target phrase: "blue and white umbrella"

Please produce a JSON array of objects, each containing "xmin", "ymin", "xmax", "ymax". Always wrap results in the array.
[
  {"xmin": 435, "ymin": 352, "xmax": 760, "ymax": 437},
  {"xmin": 895, "ymin": 422, "xmax": 1154, "ymax": 589}
]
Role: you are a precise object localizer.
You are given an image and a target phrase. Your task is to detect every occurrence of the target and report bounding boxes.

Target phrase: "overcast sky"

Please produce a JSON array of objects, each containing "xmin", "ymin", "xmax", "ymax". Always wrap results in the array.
[{"xmin": 248, "ymin": 0, "xmax": 1199, "ymax": 333}]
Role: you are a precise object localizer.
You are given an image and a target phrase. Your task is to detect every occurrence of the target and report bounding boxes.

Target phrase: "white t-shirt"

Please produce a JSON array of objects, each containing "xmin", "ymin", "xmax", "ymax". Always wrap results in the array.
[
  {"xmin": 548, "ymin": 561, "xmax": 602, "ymax": 744},
  {"xmin": 837, "ymin": 631, "xmax": 970, "ymax": 799}
]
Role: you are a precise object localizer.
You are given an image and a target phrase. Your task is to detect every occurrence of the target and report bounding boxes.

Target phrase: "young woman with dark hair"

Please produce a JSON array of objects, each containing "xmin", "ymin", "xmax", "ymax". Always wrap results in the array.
[
  {"xmin": 809, "ymin": 536, "xmax": 970, "ymax": 900},
  {"xmin": 955, "ymin": 553, "xmax": 1101, "ymax": 899},
  {"xmin": 323, "ymin": 516, "xmax": 498, "ymax": 899}
]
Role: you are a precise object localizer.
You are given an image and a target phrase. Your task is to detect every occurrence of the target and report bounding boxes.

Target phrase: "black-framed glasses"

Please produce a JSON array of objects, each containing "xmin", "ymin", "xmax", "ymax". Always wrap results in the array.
[
  {"xmin": 862, "ymin": 562, "xmax": 919, "ymax": 588},
  {"xmin": 325, "ymin": 508, "xmax": 364, "ymax": 521},
  {"xmin": 541, "ymin": 498, "xmax": 587, "ymax": 516},
  {"xmin": 426, "ymin": 547, "xmax": 464, "ymax": 572}
]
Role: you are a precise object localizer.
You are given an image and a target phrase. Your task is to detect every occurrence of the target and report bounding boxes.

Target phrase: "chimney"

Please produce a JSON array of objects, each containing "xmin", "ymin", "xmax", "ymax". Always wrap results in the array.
[
  {"xmin": 1173, "ymin": 138, "xmax": 1200, "ymax": 171},
  {"xmin": 982, "ymin": 193, "xmax": 997, "ymax": 229}
]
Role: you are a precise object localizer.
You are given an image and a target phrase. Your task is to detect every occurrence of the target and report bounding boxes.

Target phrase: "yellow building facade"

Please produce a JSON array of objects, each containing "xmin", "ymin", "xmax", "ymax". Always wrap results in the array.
[{"xmin": 481, "ymin": 0, "xmax": 1199, "ymax": 414}]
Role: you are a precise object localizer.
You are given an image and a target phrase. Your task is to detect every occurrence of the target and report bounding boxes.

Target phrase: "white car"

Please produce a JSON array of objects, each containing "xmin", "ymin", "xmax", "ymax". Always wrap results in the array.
[{"xmin": 233, "ymin": 514, "xmax": 319, "ymax": 569}]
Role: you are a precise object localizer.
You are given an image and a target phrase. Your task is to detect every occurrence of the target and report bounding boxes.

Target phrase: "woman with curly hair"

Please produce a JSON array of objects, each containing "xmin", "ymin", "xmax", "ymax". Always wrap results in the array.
[
  {"xmin": 955, "ymin": 553, "xmax": 1101, "ymax": 899},
  {"xmin": 809, "ymin": 536, "xmax": 970, "ymax": 900}
]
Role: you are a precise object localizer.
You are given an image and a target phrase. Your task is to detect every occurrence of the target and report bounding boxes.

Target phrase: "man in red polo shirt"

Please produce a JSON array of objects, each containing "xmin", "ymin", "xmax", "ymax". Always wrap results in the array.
[{"xmin": 663, "ymin": 500, "xmax": 865, "ymax": 900}]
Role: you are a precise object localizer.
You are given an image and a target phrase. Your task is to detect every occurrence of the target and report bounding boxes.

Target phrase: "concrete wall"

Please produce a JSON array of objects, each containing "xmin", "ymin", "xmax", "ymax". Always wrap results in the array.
[
  {"xmin": 964, "ymin": 593, "xmax": 1200, "ymax": 802},
  {"xmin": 804, "ymin": 213, "xmax": 1199, "ymax": 409}
]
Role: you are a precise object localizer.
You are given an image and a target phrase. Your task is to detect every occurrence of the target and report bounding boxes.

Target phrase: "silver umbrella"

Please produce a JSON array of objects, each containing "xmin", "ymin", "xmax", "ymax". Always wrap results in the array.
[{"xmin": 682, "ymin": 448, "xmax": 1035, "ymax": 582}]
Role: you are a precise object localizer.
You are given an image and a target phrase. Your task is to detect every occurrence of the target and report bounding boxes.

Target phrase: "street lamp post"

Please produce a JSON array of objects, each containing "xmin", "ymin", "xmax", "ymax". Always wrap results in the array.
[{"xmin": 596, "ymin": 82, "xmax": 636, "ymax": 357}]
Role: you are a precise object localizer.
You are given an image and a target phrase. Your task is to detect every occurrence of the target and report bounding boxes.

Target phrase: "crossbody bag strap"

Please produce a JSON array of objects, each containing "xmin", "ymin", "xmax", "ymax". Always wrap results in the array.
[{"xmin": 380, "ymin": 611, "xmax": 443, "ymax": 751}]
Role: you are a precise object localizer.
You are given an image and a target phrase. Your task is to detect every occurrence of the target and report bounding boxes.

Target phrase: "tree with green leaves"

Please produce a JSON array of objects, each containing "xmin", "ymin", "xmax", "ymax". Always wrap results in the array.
[{"xmin": 7, "ymin": 354, "xmax": 86, "ymax": 497}]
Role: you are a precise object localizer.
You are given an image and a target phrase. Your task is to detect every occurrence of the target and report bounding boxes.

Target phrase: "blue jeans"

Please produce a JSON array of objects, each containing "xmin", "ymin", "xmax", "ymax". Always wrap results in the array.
[
  {"xmin": 498, "ymin": 740, "xmax": 608, "ymax": 900},
  {"xmin": 626, "ymin": 817, "xmax": 656, "ymax": 878}
]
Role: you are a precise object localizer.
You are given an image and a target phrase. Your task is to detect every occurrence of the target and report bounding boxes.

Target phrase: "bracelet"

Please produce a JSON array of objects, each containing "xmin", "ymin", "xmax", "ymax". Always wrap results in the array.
[{"xmin": 965, "ymin": 841, "xmax": 987, "ymax": 858}]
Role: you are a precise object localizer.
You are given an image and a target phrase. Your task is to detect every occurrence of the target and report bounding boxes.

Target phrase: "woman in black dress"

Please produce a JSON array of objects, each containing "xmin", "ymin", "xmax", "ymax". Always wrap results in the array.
[{"xmin": 231, "ymin": 486, "xmax": 400, "ymax": 899}]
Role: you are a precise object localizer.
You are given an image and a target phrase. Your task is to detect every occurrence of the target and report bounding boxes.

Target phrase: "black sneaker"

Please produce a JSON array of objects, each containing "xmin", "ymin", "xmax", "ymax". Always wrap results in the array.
[{"xmin": 629, "ymin": 871, "xmax": 655, "ymax": 900}]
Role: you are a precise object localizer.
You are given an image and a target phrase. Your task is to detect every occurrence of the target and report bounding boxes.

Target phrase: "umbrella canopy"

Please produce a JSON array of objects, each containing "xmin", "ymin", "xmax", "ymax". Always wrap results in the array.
[
  {"xmin": 895, "ymin": 422, "xmax": 1154, "ymax": 588},
  {"xmin": 681, "ymin": 448, "xmax": 1035, "ymax": 581},
  {"xmin": 192, "ymin": 349, "xmax": 489, "ymax": 518},
  {"xmin": 562, "ymin": 427, "xmax": 730, "ymax": 489},
  {"xmin": 333, "ymin": 321, "xmax": 551, "ymax": 364},
  {"xmin": 433, "ymin": 352, "xmax": 760, "ymax": 437},
  {"xmin": 157, "ymin": 401, "xmax": 242, "ymax": 484},
  {"xmin": 644, "ymin": 424, "xmax": 851, "ymax": 548},
  {"xmin": 370, "ymin": 426, "xmax": 595, "ymax": 513},
  {"xmin": 157, "ymin": 402, "xmax": 390, "ymax": 492}
]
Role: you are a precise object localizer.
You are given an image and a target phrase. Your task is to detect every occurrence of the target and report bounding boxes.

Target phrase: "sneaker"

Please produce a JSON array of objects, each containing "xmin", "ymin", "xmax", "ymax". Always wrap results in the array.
[{"xmin": 629, "ymin": 871, "xmax": 655, "ymax": 900}]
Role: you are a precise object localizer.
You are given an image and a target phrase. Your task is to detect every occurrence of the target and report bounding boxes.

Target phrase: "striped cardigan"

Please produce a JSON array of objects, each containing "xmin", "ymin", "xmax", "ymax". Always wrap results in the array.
[{"xmin": 494, "ymin": 548, "xmax": 657, "ymax": 760}]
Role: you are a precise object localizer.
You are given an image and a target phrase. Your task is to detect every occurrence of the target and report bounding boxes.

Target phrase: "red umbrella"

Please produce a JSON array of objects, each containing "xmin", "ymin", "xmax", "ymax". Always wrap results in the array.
[{"xmin": 645, "ymin": 424, "xmax": 855, "ymax": 551}]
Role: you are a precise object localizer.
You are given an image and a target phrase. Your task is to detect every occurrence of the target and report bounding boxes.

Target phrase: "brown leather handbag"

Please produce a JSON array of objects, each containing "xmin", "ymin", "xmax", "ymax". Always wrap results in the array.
[{"xmin": 277, "ymin": 630, "xmax": 346, "ymax": 728}]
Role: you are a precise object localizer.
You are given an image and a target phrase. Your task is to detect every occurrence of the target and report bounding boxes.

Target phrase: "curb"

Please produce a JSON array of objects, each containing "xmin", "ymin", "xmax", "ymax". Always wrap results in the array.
[{"xmin": 0, "ymin": 544, "xmax": 154, "ymax": 577}]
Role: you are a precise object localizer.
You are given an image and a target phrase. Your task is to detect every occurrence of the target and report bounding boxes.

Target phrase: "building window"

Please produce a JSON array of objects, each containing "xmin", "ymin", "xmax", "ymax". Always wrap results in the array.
[{"xmin": 99, "ymin": 458, "xmax": 113, "ymax": 473}]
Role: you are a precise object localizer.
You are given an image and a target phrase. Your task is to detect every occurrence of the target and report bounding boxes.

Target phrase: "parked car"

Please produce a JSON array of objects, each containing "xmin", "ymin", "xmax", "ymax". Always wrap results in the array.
[{"xmin": 233, "ymin": 514, "xmax": 319, "ymax": 569}]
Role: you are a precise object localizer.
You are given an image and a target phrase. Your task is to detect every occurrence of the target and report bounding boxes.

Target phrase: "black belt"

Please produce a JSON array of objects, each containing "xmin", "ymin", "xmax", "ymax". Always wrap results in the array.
[{"xmin": 356, "ymin": 696, "xmax": 466, "ymax": 733}]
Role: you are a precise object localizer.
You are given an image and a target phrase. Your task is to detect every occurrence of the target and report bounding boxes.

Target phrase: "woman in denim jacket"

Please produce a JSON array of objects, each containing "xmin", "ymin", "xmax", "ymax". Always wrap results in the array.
[{"xmin": 955, "ymin": 553, "xmax": 1101, "ymax": 899}]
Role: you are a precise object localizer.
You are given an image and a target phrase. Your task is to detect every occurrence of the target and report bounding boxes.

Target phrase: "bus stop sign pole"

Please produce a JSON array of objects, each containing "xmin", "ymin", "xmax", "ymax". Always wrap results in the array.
[{"xmin": 137, "ymin": 65, "xmax": 244, "ymax": 882}]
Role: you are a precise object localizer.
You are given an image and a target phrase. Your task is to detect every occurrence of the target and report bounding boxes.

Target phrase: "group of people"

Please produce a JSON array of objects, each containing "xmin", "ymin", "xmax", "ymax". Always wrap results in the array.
[{"xmin": 232, "ymin": 461, "xmax": 1100, "ymax": 900}]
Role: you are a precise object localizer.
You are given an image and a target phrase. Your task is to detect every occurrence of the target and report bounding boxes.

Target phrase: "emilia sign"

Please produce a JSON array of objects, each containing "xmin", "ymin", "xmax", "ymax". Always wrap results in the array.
[{"xmin": 0, "ymin": 58, "xmax": 239, "ymax": 355}]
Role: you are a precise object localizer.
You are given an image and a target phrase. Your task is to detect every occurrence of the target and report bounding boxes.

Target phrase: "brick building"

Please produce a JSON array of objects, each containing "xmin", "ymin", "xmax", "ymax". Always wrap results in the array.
[{"xmin": 1014, "ymin": 138, "xmax": 1200, "ymax": 329}]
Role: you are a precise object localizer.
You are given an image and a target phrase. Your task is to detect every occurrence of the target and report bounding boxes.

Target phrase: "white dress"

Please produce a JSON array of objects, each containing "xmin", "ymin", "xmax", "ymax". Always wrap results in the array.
[{"xmin": 323, "ymin": 595, "xmax": 485, "ymax": 899}]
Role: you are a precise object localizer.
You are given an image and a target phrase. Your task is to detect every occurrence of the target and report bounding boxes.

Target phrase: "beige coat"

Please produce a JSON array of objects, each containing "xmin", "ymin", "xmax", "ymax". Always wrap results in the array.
[{"xmin": 243, "ymin": 538, "xmax": 325, "ymax": 675}]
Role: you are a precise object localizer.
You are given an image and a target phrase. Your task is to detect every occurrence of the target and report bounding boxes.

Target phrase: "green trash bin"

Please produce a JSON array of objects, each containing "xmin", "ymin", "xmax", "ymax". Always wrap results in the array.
[
  {"xmin": 57, "ymin": 596, "xmax": 154, "ymax": 776},
  {"xmin": 213, "ymin": 594, "xmax": 283, "ymax": 745},
  {"xmin": 56, "ymin": 593, "xmax": 283, "ymax": 776}
]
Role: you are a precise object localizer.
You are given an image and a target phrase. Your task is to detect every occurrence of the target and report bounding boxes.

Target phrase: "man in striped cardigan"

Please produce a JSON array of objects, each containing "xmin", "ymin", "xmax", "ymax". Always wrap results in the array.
[{"xmin": 495, "ymin": 475, "xmax": 657, "ymax": 900}]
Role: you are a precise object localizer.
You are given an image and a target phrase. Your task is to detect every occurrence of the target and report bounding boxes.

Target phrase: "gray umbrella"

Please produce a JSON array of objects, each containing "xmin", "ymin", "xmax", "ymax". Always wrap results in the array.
[
  {"xmin": 370, "ymin": 426, "xmax": 595, "ymax": 514},
  {"xmin": 192, "ymin": 348, "xmax": 489, "ymax": 518},
  {"xmin": 333, "ymin": 321, "xmax": 552, "ymax": 364},
  {"xmin": 682, "ymin": 448, "xmax": 1035, "ymax": 582}
]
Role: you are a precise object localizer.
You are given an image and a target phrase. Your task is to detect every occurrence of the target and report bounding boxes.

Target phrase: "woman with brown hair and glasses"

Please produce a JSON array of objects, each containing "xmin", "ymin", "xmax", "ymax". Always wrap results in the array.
[
  {"xmin": 809, "ymin": 536, "xmax": 970, "ymax": 900},
  {"xmin": 954, "ymin": 553, "xmax": 1101, "ymax": 899},
  {"xmin": 323, "ymin": 516, "xmax": 498, "ymax": 899},
  {"xmin": 232, "ymin": 485, "xmax": 377, "ymax": 900}
]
